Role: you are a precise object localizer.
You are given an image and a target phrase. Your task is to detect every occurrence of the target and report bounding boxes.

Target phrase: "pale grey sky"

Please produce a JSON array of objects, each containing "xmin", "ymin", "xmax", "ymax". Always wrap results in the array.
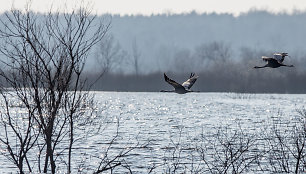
[{"xmin": 2, "ymin": 0, "xmax": 306, "ymax": 15}]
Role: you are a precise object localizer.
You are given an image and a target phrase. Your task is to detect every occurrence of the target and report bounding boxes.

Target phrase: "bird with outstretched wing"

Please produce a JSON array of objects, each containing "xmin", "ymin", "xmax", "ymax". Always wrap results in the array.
[{"xmin": 162, "ymin": 73, "xmax": 199, "ymax": 94}]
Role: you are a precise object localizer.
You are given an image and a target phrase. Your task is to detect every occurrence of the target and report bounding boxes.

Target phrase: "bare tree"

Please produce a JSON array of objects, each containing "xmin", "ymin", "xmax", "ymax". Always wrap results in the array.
[
  {"xmin": 173, "ymin": 48, "xmax": 194, "ymax": 73},
  {"xmin": 95, "ymin": 34, "xmax": 125, "ymax": 75},
  {"xmin": 195, "ymin": 41, "xmax": 231, "ymax": 68},
  {"xmin": 0, "ymin": 4, "xmax": 109, "ymax": 173},
  {"xmin": 132, "ymin": 39, "xmax": 141, "ymax": 76}
]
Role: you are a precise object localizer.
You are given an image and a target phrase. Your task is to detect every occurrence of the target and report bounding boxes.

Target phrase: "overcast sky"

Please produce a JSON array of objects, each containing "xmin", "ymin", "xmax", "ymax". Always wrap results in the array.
[{"xmin": 2, "ymin": 0, "xmax": 306, "ymax": 16}]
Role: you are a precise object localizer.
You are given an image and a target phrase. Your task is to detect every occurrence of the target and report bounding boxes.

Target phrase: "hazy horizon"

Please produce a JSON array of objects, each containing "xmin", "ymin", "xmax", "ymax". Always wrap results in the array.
[{"xmin": 2, "ymin": 0, "xmax": 306, "ymax": 16}]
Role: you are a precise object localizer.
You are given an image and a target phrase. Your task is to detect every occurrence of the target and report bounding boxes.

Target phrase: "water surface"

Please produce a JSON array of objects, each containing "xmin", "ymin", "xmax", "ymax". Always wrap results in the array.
[{"xmin": 1, "ymin": 92, "xmax": 305, "ymax": 173}]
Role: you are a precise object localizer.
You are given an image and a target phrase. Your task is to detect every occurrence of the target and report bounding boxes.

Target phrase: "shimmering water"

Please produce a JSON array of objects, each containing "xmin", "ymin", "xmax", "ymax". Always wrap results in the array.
[{"xmin": 1, "ymin": 92, "xmax": 305, "ymax": 173}]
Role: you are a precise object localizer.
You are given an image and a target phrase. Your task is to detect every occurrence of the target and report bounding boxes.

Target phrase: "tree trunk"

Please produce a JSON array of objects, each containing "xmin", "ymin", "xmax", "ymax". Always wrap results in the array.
[
  {"xmin": 18, "ymin": 161, "xmax": 24, "ymax": 174},
  {"xmin": 68, "ymin": 119, "xmax": 73, "ymax": 173},
  {"xmin": 44, "ymin": 131, "xmax": 56, "ymax": 173}
]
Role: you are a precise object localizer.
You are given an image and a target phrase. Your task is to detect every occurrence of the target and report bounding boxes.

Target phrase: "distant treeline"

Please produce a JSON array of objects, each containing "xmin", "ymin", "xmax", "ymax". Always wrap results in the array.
[
  {"xmin": 86, "ymin": 60, "xmax": 306, "ymax": 93},
  {"xmin": 100, "ymin": 10, "xmax": 306, "ymax": 73},
  {"xmin": 86, "ymin": 71, "xmax": 306, "ymax": 93}
]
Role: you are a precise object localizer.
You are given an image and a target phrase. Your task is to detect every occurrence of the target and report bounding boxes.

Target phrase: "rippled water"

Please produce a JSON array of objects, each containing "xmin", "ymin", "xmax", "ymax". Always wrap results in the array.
[{"xmin": 1, "ymin": 92, "xmax": 305, "ymax": 173}]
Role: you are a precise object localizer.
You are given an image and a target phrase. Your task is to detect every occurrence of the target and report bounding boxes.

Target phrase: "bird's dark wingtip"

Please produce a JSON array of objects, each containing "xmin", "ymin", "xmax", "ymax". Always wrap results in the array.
[
  {"xmin": 190, "ymin": 72, "xmax": 195, "ymax": 78},
  {"xmin": 163, "ymin": 73, "xmax": 168, "ymax": 81}
]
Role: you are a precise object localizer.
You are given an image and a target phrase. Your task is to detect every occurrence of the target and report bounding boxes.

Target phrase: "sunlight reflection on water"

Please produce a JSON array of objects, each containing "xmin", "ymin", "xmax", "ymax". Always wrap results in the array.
[{"xmin": 1, "ymin": 92, "xmax": 305, "ymax": 173}]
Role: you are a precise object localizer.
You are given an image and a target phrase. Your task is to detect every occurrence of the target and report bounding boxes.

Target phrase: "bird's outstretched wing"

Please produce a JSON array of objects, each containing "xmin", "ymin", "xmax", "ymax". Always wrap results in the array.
[
  {"xmin": 182, "ymin": 73, "xmax": 199, "ymax": 89},
  {"xmin": 273, "ymin": 54, "xmax": 284, "ymax": 63},
  {"xmin": 262, "ymin": 56, "xmax": 274, "ymax": 61},
  {"xmin": 262, "ymin": 56, "xmax": 280, "ymax": 66},
  {"xmin": 164, "ymin": 73, "xmax": 185, "ymax": 90}
]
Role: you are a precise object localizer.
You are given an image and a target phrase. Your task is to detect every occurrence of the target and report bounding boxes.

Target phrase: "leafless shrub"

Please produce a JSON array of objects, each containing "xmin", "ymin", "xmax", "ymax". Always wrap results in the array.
[
  {"xmin": 93, "ymin": 119, "xmax": 138, "ymax": 173},
  {"xmin": 264, "ymin": 109, "xmax": 305, "ymax": 173},
  {"xmin": 157, "ymin": 127, "xmax": 203, "ymax": 174},
  {"xmin": 197, "ymin": 125, "xmax": 262, "ymax": 174},
  {"xmin": 225, "ymin": 93, "xmax": 257, "ymax": 99}
]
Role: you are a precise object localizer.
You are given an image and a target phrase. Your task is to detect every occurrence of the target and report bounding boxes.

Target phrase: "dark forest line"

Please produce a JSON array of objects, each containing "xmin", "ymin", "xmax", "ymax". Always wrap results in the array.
[
  {"xmin": 86, "ymin": 64, "xmax": 306, "ymax": 93},
  {"xmin": 87, "ymin": 44, "xmax": 305, "ymax": 93}
]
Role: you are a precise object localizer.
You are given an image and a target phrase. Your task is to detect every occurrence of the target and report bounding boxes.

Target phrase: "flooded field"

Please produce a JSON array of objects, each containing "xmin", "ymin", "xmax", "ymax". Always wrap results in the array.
[{"xmin": 0, "ymin": 92, "xmax": 305, "ymax": 173}]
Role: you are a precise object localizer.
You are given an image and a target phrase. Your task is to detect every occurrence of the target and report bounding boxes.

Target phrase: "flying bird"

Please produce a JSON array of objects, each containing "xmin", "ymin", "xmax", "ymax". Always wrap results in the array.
[
  {"xmin": 254, "ymin": 53, "xmax": 294, "ymax": 69},
  {"xmin": 161, "ymin": 73, "xmax": 199, "ymax": 94}
]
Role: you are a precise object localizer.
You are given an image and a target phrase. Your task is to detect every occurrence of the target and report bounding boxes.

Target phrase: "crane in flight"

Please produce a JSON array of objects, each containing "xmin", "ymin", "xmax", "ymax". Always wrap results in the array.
[
  {"xmin": 254, "ymin": 53, "xmax": 294, "ymax": 69},
  {"xmin": 161, "ymin": 73, "xmax": 199, "ymax": 94}
]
